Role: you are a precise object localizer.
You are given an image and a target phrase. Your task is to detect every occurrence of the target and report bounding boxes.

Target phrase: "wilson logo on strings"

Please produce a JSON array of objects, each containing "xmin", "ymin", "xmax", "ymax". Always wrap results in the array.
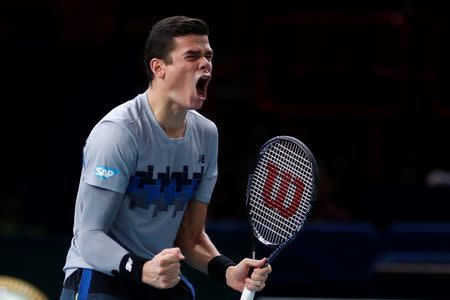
[{"xmin": 262, "ymin": 162, "xmax": 305, "ymax": 218}]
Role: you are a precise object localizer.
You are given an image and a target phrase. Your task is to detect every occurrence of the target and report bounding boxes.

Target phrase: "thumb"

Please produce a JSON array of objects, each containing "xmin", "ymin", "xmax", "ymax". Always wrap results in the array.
[
  {"xmin": 172, "ymin": 247, "xmax": 185, "ymax": 260},
  {"xmin": 247, "ymin": 257, "xmax": 267, "ymax": 268},
  {"xmin": 178, "ymin": 251, "xmax": 185, "ymax": 260},
  {"xmin": 163, "ymin": 247, "xmax": 185, "ymax": 260}
]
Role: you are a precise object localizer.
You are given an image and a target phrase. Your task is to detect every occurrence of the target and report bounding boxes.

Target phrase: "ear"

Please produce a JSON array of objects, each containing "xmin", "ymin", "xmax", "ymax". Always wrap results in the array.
[{"xmin": 150, "ymin": 58, "xmax": 165, "ymax": 79}]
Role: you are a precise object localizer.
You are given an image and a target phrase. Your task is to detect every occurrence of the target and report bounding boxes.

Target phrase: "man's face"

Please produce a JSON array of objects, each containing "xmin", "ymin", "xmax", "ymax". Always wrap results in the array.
[{"xmin": 163, "ymin": 34, "xmax": 213, "ymax": 110}]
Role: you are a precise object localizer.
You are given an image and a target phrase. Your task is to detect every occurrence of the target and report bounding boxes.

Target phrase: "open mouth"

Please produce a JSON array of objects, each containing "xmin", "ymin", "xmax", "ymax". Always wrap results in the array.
[{"xmin": 196, "ymin": 75, "xmax": 211, "ymax": 99}]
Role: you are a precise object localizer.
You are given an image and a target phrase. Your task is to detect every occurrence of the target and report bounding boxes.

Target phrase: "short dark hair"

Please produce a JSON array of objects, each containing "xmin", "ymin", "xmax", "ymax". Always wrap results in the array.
[{"xmin": 144, "ymin": 16, "xmax": 209, "ymax": 82}]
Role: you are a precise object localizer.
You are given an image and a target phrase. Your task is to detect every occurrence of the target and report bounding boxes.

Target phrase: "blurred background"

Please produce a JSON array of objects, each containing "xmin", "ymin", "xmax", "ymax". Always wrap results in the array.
[{"xmin": 2, "ymin": 1, "xmax": 450, "ymax": 299}]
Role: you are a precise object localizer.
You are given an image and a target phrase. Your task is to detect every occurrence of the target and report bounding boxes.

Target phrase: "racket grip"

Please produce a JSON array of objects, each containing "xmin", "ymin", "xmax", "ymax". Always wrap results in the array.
[{"xmin": 240, "ymin": 287, "xmax": 255, "ymax": 300}]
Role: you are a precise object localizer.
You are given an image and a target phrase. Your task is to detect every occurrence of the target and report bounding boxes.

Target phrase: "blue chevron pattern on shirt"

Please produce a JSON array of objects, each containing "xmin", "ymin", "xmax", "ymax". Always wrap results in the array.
[{"xmin": 126, "ymin": 165, "xmax": 203, "ymax": 217}]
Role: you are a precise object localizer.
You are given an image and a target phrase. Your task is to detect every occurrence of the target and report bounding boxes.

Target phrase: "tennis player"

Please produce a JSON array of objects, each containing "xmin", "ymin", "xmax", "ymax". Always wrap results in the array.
[{"xmin": 60, "ymin": 16, "xmax": 271, "ymax": 300}]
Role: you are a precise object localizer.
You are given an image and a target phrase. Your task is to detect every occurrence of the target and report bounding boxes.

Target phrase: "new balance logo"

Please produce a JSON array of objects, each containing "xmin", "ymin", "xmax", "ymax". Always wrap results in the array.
[
  {"xmin": 125, "ymin": 257, "xmax": 133, "ymax": 272},
  {"xmin": 197, "ymin": 154, "xmax": 205, "ymax": 164}
]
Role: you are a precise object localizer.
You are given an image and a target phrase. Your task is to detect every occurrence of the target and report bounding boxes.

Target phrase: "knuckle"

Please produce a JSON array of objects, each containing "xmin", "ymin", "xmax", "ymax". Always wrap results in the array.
[
  {"xmin": 160, "ymin": 283, "xmax": 170, "ymax": 289},
  {"xmin": 160, "ymin": 278, "xmax": 171, "ymax": 288}
]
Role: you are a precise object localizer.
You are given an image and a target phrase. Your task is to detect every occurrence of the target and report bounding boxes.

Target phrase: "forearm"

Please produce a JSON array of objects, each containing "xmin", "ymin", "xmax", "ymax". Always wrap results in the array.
[
  {"xmin": 178, "ymin": 230, "xmax": 220, "ymax": 274},
  {"xmin": 77, "ymin": 183, "xmax": 150, "ymax": 278},
  {"xmin": 78, "ymin": 228, "xmax": 129, "ymax": 274}
]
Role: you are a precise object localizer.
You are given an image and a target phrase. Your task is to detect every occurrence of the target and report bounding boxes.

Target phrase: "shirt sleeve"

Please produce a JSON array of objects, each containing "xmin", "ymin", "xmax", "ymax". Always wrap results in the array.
[
  {"xmin": 193, "ymin": 124, "xmax": 218, "ymax": 204},
  {"xmin": 77, "ymin": 182, "xmax": 153, "ymax": 275},
  {"xmin": 82, "ymin": 121, "xmax": 137, "ymax": 194}
]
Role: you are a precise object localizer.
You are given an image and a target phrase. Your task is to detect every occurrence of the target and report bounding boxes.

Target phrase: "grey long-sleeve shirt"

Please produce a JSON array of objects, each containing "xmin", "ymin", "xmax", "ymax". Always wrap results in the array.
[{"xmin": 63, "ymin": 92, "xmax": 218, "ymax": 281}]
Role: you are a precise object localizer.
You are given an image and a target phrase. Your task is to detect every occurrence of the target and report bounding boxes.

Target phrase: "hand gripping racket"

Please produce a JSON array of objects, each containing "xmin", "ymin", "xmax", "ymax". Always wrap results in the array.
[{"xmin": 240, "ymin": 136, "xmax": 319, "ymax": 300}]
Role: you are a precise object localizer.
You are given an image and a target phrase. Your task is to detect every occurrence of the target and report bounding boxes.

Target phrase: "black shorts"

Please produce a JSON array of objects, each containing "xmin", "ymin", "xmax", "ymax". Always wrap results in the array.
[{"xmin": 60, "ymin": 268, "xmax": 195, "ymax": 300}]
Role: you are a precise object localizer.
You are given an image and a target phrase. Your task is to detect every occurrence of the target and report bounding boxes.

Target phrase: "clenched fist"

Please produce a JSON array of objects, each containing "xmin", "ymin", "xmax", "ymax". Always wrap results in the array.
[{"xmin": 142, "ymin": 247, "xmax": 185, "ymax": 289}]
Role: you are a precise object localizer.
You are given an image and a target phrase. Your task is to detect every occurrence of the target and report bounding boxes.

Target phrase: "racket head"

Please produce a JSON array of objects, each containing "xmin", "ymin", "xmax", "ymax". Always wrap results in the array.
[{"xmin": 245, "ymin": 136, "xmax": 319, "ymax": 250}]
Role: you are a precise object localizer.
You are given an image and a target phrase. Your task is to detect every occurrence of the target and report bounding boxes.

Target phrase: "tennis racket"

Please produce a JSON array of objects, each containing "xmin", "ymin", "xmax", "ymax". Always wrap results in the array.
[{"xmin": 240, "ymin": 136, "xmax": 319, "ymax": 300}]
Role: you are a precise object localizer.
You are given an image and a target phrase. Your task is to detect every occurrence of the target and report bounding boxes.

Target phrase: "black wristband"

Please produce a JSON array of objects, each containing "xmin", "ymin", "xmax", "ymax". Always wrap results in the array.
[
  {"xmin": 115, "ymin": 253, "xmax": 147, "ymax": 282},
  {"xmin": 207, "ymin": 255, "xmax": 236, "ymax": 283}
]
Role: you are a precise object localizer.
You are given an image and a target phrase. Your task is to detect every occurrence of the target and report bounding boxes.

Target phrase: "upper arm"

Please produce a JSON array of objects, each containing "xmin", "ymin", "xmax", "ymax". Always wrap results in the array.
[{"xmin": 83, "ymin": 121, "xmax": 137, "ymax": 194}]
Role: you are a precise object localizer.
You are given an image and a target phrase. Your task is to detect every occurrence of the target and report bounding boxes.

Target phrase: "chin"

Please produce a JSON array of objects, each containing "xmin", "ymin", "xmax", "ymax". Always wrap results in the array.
[
  {"xmin": 192, "ymin": 102, "xmax": 204, "ymax": 110},
  {"xmin": 189, "ymin": 97, "xmax": 205, "ymax": 110}
]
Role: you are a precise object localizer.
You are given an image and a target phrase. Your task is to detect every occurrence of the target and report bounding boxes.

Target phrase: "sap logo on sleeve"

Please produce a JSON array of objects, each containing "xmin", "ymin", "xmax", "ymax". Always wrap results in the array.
[{"xmin": 95, "ymin": 166, "xmax": 120, "ymax": 179}]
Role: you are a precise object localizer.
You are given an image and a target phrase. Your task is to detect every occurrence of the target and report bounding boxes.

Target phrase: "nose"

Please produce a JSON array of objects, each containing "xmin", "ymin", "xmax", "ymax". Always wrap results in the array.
[{"xmin": 199, "ymin": 56, "xmax": 212, "ymax": 71}]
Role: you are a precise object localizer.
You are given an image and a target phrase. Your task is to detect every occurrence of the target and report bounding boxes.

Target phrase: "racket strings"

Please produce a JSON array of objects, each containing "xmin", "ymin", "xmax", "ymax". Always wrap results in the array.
[
  {"xmin": 249, "ymin": 199, "xmax": 297, "ymax": 237},
  {"xmin": 251, "ymin": 173, "xmax": 309, "ymax": 242},
  {"xmin": 262, "ymin": 177, "xmax": 301, "ymax": 217},
  {"xmin": 257, "ymin": 163, "xmax": 311, "ymax": 217},
  {"xmin": 254, "ymin": 146, "xmax": 313, "ymax": 217},
  {"xmin": 249, "ymin": 209, "xmax": 292, "ymax": 242},
  {"xmin": 268, "ymin": 140, "xmax": 314, "ymax": 204},
  {"xmin": 249, "ymin": 140, "xmax": 315, "ymax": 245},
  {"xmin": 250, "ymin": 182, "xmax": 305, "ymax": 244},
  {"xmin": 250, "ymin": 183, "xmax": 296, "ymax": 244},
  {"xmin": 267, "ymin": 142, "xmax": 315, "ymax": 189},
  {"xmin": 266, "ymin": 142, "xmax": 315, "ymax": 205}
]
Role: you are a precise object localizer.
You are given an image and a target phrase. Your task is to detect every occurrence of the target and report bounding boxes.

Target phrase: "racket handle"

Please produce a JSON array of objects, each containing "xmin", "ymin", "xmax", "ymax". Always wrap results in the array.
[{"xmin": 240, "ymin": 287, "xmax": 255, "ymax": 300}]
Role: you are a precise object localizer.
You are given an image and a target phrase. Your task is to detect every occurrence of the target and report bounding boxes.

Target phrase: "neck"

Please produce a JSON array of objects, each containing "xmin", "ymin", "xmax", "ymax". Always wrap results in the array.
[{"xmin": 146, "ymin": 88, "xmax": 187, "ymax": 138}]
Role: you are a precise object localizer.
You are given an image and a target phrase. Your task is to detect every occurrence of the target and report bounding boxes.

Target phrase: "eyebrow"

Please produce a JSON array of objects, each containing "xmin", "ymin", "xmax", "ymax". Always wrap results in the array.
[{"xmin": 184, "ymin": 49, "xmax": 214, "ymax": 56}]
